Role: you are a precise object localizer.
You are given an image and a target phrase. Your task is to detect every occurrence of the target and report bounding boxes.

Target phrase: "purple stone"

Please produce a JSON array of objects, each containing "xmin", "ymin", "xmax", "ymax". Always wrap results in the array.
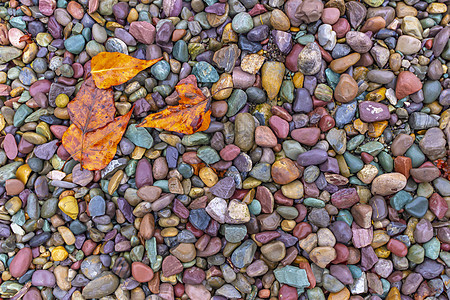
[
  {"xmin": 134, "ymin": 98, "xmax": 151, "ymax": 116},
  {"xmin": 297, "ymin": 149, "xmax": 328, "ymax": 166},
  {"xmin": 117, "ymin": 197, "xmax": 135, "ymax": 223},
  {"xmin": 33, "ymin": 140, "xmax": 58, "ymax": 160},
  {"xmin": 205, "ymin": 2, "xmax": 226, "ymax": 14},
  {"xmin": 32, "ymin": 270, "xmax": 56, "ymax": 287},
  {"xmin": 329, "ymin": 221, "xmax": 352, "ymax": 244},
  {"xmin": 360, "ymin": 245, "xmax": 379, "ymax": 271},
  {"xmin": 272, "ymin": 30, "xmax": 293, "ymax": 55},
  {"xmin": 166, "ymin": 146, "xmax": 178, "ymax": 168},
  {"xmin": 319, "ymin": 157, "xmax": 339, "ymax": 173},
  {"xmin": 135, "ymin": 158, "xmax": 153, "ymax": 189},
  {"xmin": 358, "ymin": 101, "xmax": 390, "ymax": 122},
  {"xmin": 293, "ymin": 88, "xmax": 313, "ymax": 113},
  {"xmin": 210, "ymin": 177, "xmax": 236, "ymax": 199}
]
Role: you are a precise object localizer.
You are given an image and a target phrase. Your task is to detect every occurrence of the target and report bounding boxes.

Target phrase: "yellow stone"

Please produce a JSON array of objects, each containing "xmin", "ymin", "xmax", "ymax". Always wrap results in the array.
[
  {"xmin": 426, "ymin": 101, "xmax": 443, "ymax": 115},
  {"xmin": 22, "ymin": 132, "xmax": 47, "ymax": 145},
  {"xmin": 405, "ymin": 217, "xmax": 418, "ymax": 244},
  {"xmin": 10, "ymin": 87, "xmax": 24, "ymax": 97},
  {"xmin": 127, "ymin": 8, "xmax": 139, "ymax": 23},
  {"xmin": 281, "ymin": 220, "xmax": 296, "ymax": 231},
  {"xmin": 328, "ymin": 287, "xmax": 350, "ymax": 300},
  {"xmin": 368, "ymin": 120, "xmax": 388, "ymax": 138},
  {"xmin": 396, "ymin": 2, "xmax": 417, "ymax": 17},
  {"xmin": 242, "ymin": 189, "xmax": 255, "ymax": 205},
  {"xmin": 159, "ymin": 215, "xmax": 180, "ymax": 227},
  {"xmin": 52, "ymin": 246, "xmax": 69, "ymax": 261},
  {"xmin": 55, "ymin": 94, "xmax": 70, "ymax": 108},
  {"xmin": 211, "ymin": 73, "xmax": 233, "ymax": 100},
  {"xmin": 161, "ymin": 227, "xmax": 178, "ymax": 237},
  {"xmin": 241, "ymin": 54, "xmax": 265, "ymax": 75},
  {"xmin": 372, "ymin": 230, "xmax": 390, "ymax": 248},
  {"xmin": 281, "ymin": 180, "xmax": 304, "ymax": 199},
  {"xmin": 375, "ymin": 246, "xmax": 391, "ymax": 258},
  {"xmin": 36, "ymin": 122, "xmax": 52, "ymax": 141},
  {"xmin": 57, "ymin": 226, "xmax": 76, "ymax": 245},
  {"xmin": 105, "ymin": 21, "xmax": 123, "ymax": 31},
  {"xmin": 242, "ymin": 177, "xmax": 262, "ymax": 189},
  {"xmin": 336, "ymin": 155, "xmax": 350, "ymax": 177},
  {"xmin": 108, "ymin": 170, "xmax": 124, "ymax": 195},
  {"xmin": 356, "ymin": 186, "xmax": 371, "ymax": 204},
  {"xmin": 386, "ymin": 287, "xmax": 401, "ymax": 300},
  {"xmin": 160, "ymin": 274, "xmax": 177, "ymax": 284},
  {"xmin": 365, "ymin": 87, "xmax": 386, "ymax": 102},
  {"xmin": 293, "ymin": 72, "xmax": 304, "ymax": 88},
  {"xmin": 343, "ymin": 124, "xmax": 358, "ymax": 136},
  {"xmin": 131, "ymin": 146, "xmax": 146, "ymax": 159},
  {"xmin": 427, "ymin": 3, "xmax": 447, "ymax": 13},
  {"xmin": 144, "ymin": 149, "xmax": 161, "ymax": 160},
  {"xmin": 58, "ymin": 196, "xmax": 79, "ymax": 220},
  {"xmin": 16, "ymin": 164, "xmax": 32, "ymax": 184},
  {"xmin": 0, "ymin": 114, "xmax": 5, "ymax": 132},
  {"xmin": 353, "ymin": 67, "xmax": 369, "ymax": 82},
  {"xmin": 199, "ymin": 167, "xmax": 218, "ymax": 187},
  {"xmin": 353, "ymin": 119, "xmax": 368, "ymax": 134},
  {"xmin": 261, "ymin": 61, "xmax": 285, "ymax": 100},
  {"xmin": 221, "ymin": 23, "xmax": 238, "ymax": 44},
  {"xmin": 159, "ymin": 133, "xmax": 181, "ymax": 146},
  {"xmin": 189, "ymin": 187, "xmax": 204, "ymax": 198}
]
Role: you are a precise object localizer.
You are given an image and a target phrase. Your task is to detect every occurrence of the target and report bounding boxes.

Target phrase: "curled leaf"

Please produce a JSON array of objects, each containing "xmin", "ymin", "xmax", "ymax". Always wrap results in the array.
[
  {"xmin": 91, "ymin": 52, "xmax": 162, "ymax": 89},
  {"xmin": 62, "ymin": 109, "xmax": 133, "ymax": 171},
  {"xmin": 67, "ymin": 77, "xmax": 115, "ymax": 132},
  {"xmin": 137, "ymin": 75, "xmax": 211, "ymax": 135}
]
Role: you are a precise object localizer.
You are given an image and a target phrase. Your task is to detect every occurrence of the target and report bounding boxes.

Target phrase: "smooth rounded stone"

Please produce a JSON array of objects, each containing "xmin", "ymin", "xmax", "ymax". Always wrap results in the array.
[
  {"xmin": 297, "ymin": 42, "xmax": 322, "ymax": 75},
  {"xmin": 296, "ymin": 0, "xmax": 324, "ymax": 23},
  {"xmin": 223, "ymin": 224, "xmax": 247, "ymax": 243},
  {"xmin": 231, "ymin": 12, "xmax": 253, "ymax": 33},
  {"xmin": 331, "ymin": 188, "xmax": 360, "ymax": 209},
  {"xmin": 415, "ymin": 259, "xmax": 444, "ymax": 280},
  {"xmin": 404, "ymin": 196, "xmax": 428, "ymax": 218},
  {"xmin": 32, "ymin": 270, "xmax": 56, "ymax": 287},
  {"xmin": 246, "ymin": 260, "xmax": 269, "ymax": 277},
  {"xmin": 371, "ymin": 173, "xmax": 407, "ymax": 196},
  {"xmin": 391, "ymin": 134, "xmax": 414, "ymax": 157},
  {"xmin": 334, "ymin": 74, "xmax": 358, "ymax": 103},
  {"xmin": 329, "ymin": 221, "xmax": 352, "ymax": 244},
  {"xmin": 369, "ymin": 196, "xmax": 387, "ymax": 221},
  {"xmin": 234, "ymin": 113, "xmax": 255, "ymax": 152},
  {"xmin": 82, "ymin": 272, "xmax": 120, "ymax": 299},
  {"xmin": 323, "ymin": 274, "xmax": 345, "ymax": 293},
  {"xmin": 345, "ymin": 31, "xmax": 372, "ymax": 53},
  {"xmin": 396, "ymin": 35, "xmax": 421, "ymax": 55},
  {"xmin": 261, "ymin": 61, "xmax": 285, "ymax": 100},
  {"xmin": 358, "ymin": 101, "xmax": 390, "ymax": 123},
  {"xmin": 366, "ymin": 70, "xmax": 394, "ymax": 85},
  {"xmin": 297, "ymin": 149, "xmax": 328, "ymax": 166},
  {"xmin": 413, "ymin": 219, "xmax": 433, "ymax": 244},
  {"xmin": 9, "ymin": 247, "xmax": 33, "ymax": 278},
  {"xmin": 396, "ymin": 71, "xmax": 423, "ymax": 100},
  {"xmin": 309, "ymin": 247, "xmax": 336, "ymax": 268},
  {"xmin": 271, "ymin": 158, "xmax": 300, "ymax": 185},
  {"xmin": 170, "ymin": 243, "xmax": 196, "ymax": 262},
  {"xmin": 419, "ymin": 128, "xmax": 446, "ymax": 161},
  {"xmin": 247, "ymin": 25, "xmax": 269, "ymax": 42}
]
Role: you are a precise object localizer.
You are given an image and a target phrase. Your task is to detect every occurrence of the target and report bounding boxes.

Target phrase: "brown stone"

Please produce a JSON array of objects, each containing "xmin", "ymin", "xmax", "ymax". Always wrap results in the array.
[
  {"xmin": 329, "ymin": 53, "xmax": 361, "ymax": 73},
  {"xmin": 271, "ymin": 158, "xmax": 300, "ymax": 185},
  {"xmin": 334, "ymin": 74, "xmax": 358, "ymax": 103},
  {"xmin": 131, "ymin": 262, "xmax": 154, "ymax": 283},
  {"xmin": 396, "ymin": 71, "xmax": 423, "ymax": 100}
]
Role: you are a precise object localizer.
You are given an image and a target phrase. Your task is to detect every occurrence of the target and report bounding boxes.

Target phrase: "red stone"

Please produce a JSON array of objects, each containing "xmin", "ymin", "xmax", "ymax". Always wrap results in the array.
[
  {"xmin": 332, "ymin": 243, "xmax": 349, "ymax": 264},
  {"xmin": 291, "ymin": 127, "xmax": 321, "ymax": 146},
  {"xmin": 293, "ymin": 222, "xmax": 312, "ymax": 240},
  {"xmin": 298, "ymin": 261, "xmax": 316, "ymax": 288},
  {"xmin": 274, "ymin": 190, "xmax": 294, "ymax": 206},
  {"xmin": 319, "ymin": 115, "xmax": 335, "ymax": 132},
  {"xmin": 255, "ymin": 231, "xmax": 281, "ymax": 244},
  {"xmin": 331, "ymin": 188, "xmax": 360, "ymax": 209},
  {"xmin": 394, "ymin": 156, "xmax": 412, "ymax": 179},
  {"xmin": 387, "ymin": 239, "xmax": 408, "ymax": 257},
  {"xmin": 279, "ymin": 284, "xmax": 297, "ymax": 300},
  {"xmin": 396, "ymin": 71, "xmax": 423, "ymax": 100},
  {"xmin": 429, "ymin": 192, "xmax": 448, "ymax": 220},
  {"xmin": 132, "ymin": 262, "xmax": 154, "ymax": 282}
]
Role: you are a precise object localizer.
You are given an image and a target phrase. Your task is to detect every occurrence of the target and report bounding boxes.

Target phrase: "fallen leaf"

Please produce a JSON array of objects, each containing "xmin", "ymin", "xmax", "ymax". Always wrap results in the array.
[
  {"xmin": 91, "ymin": 52, "xmax": 162, "ymax": 89},
  {"xmin": 137, "ymin": 75, "xmax": 211, "ymax": 134},
  {"xmin": 62, "ymin": 109, "xmax": 133, "ymax": 171},
  {"xmin": 67, "ymin": 77, "xmax": 115, "ymax": 132}
]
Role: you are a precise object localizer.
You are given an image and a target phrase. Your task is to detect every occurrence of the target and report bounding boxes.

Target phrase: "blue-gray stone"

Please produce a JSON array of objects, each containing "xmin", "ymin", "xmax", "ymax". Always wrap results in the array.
[
  {"xmin": 125, "ymin": 124, "xmax": 154, "ymax": 149},
  {"xmin": 192, "ymin": 61, "xmax": 219, "ymax": 83},
  {"xmin": 64, "ymin": 35, "xmax": 86, "ymax": 54},
  {"xmin": 189, "ymin": 209, "xmax": 211, "ymax": 231},
  {"xmin": 335, "ymin": 101, "xmax": 357, "ymax": 128},
  {"xmin": 89, "ymin": 196, "xmax": 106, "ymax": 217},
  {"xmin": 274, "ymin": 265, "xmax": 310, "ymax": 290},
  {"xmin": 231, "ymin": 240, "xmax": 257, "ymax": 268}
]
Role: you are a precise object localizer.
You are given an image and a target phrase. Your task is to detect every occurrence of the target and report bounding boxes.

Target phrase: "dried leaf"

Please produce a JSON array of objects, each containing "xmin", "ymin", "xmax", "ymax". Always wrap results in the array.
[
  {"xmin": 137, "ymin": 76, "xmax": 211, "ymax": 135},
  {"xmin": 91, "ymin": 52, "xmax": 162, "ymax": 89},
  {"xmin": 62, "ymin": 109, "xmax": 133, "ymax": 171},
  {"xmin": 67, "ymin": 77, "xmax": 115, "ymax": 132}
]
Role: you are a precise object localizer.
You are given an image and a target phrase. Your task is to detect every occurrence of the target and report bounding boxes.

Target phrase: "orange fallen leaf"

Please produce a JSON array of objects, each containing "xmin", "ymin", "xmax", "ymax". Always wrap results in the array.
[
  {"xmin": 91, "ymin": 52, "xmax": 162, "ymax": 89},
  {"xmin": 67, "ymin": 77, "xmax": 115, "ymax": 132},
  {"xmin": 137, "ymin": 75, "xmax": 211, "ymax": 135},
  {"xmin": 62, "ymin": 109, "xmax": 133, "ymax": 171}
]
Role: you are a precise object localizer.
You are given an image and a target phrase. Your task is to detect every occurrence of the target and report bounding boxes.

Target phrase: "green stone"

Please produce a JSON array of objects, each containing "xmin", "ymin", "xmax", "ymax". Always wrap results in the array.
[
  {"xmin": 226, "ymin": 89, "xmax": 247, "ymax": 117},
  {"xmin": 423, "ymin": 238, "xmax": 440, "ymax": 260},
  {"xmin": 188, "ymin": 43, "xmax": 206, "ymax": 60},
  {"xmin": 307, "ymin": 288, "xmax": 325, "ymax": 300},
  {"xmin": 336, "ymin": 210, "xmax": 353, "ymax": 226},
  {"xmin": 405, "ymin": 144, "xmax": 426, "ymax": 168},
  {"xmin": 182, "ymin": 132, "xmax": 210, "ymax": 146},
  {"xmin": 422, "ymin": 80, "xmax": 442, "ymax": 103},
  {"xmin": 0, "ymin": 162, "xmax": 23, "ymax": 184},
  {"xmin": 314, "ymin": 84, "xmax": 333, "ymax": 102},
  {"xmin": 390, "ymin": 190, "xmax": 413, "ymax": 211},
  {"xmin": 192, "ymin": 61, "xmax": 219, "ymax": 83},
  {"xmin": 303, "ymin": 198, "xmax": 326, "ymax": 208},
  {"xmin": 11, "ymin": 210, "xmax": 26, "ymax": 226},
  {"xmin": 349, "ymin": 176, "xmax": 367, "ymax": 186},
  {"xmin": 297, "ymin": 34, "xmax": 315, "ymax": 45},
  {"xmin": 407, "ymin": 244, "xmax": 424, "ymax": 264},
  {"xmin": 197, "ymin": 146, "xmax": 220, "ymax": 164},
  {"xmin": 378, "ymin": 151, "xmax": 394, "ymax": 172},
  {"xmin": 173, "ymin": 40, "xmax": 189, "ymax": 62},
  {"xmin": 145, "ymin": 237, "xmax": 157, "ymax": 265},
  {"xmin": 249, "ymin": 163, "xmax": 271, "ymax": 182},
  {"xmin": 153, "ymin": 180, "xmax": 169, "ymax": 192},
  {"xmin": 10, "ymin": 17, "xmax": 26, "ymax": 30},
  {"xmin": 346, "ymin": 134, "xmax": 365, "ymax": 151},
  {"xmin": 439, "ymin": 251, "xmax": 450, "ymax": 267},
  {"xmin": 25, "ymin": 108, "xmax": 54, "ymax": 123},
  {"xmin": 125, "ymin": 124, "xmax": 153, "ymax": 149},
  {"xmin": 248, "ymin": 200, "xmax": 261, "ymax": 215},
  {"xmin": 325, "ymin": 68, "xmax": 340, "ymax": 90},
  {"xmin": 276, "ymin": 206, "xmax": 299, "ymax": 219},
  {"xmin": 231, "ymin": 12, "xmax": 253, "ymax": 34},
  {"xmin": 404, "ymin": 196, "xmax": 428, "ymax": 218},
  {"xmin": 348, "ymin": 265, "xmax": 362, "ymax": 278},
  {"xmin": 13, "ymin": 104, "xmax": 33, "ymax": 127},
  {"xmin": 231, "ymin": 240, "xmax": 257, "ymax": 268},
  {"xmin": 274, "ymin": 266, "xmax": 310, "ymax": 290},
  {"xmin": 279, "ymin": 80, "xmax": 294, "ymax": 103},
  {"xmin": 178, "ymin": 163, "xmax": 194, "ymax": 178},
  {"xmin": 223, "ymin": 224, "xmax": 247, "ymax": 243},
  {"xmin": 357, "ymin": 141, "xmax": 384, "ymax": 156},
  {"xmin": 364, "ymin": 0, "xmax": 384, "ymax": 7},
  {"xmin": 64, "ymin": 35, "xmax": 86, "ymax": 55},
  {"xmin": 130, "ymin": 245, "xmax": 144, "ymax": 262},
  {"xmin": 343, "ymin": 152, "xmax": 364, "ymax": 174},
  {"xmin": 125, "ymin": 160, "xmax": 137, "ymax": 177},
  {"xmin": 151, "ymin": 60, "xmax": 170, "ymax": 81}
]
